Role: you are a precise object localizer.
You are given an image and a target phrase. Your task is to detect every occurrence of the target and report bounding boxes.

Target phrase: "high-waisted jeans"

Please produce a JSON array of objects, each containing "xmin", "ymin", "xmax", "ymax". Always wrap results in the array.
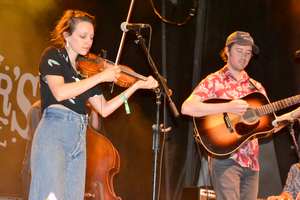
[{"xmin": 29, "ymin": 106, "xmax": 88, "ymax": 200}]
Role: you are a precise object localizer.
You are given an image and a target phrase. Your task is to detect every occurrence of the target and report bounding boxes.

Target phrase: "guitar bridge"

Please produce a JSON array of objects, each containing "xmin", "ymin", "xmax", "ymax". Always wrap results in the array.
[{"xmin": 223, "ymin": 113, "xmax": 234, "ymax": 133}]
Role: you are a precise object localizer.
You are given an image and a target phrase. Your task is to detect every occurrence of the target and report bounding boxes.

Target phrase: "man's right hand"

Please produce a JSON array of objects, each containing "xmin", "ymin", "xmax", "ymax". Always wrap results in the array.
[{"xmin": 227, "ymin": 99, "xmax": 249, "ymax": 115}]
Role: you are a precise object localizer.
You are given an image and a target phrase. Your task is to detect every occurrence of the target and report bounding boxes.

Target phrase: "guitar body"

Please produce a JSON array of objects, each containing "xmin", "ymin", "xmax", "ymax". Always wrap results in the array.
[{"xmin": 193, "ymin": 92, "xmax": 276, "ymax": 156}]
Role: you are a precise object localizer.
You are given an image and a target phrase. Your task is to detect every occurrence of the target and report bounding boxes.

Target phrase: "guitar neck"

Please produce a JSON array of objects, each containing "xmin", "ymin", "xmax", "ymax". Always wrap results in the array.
[{"xmin": 257, "ymin": 95, "xmax": 300, "ymax": 116}]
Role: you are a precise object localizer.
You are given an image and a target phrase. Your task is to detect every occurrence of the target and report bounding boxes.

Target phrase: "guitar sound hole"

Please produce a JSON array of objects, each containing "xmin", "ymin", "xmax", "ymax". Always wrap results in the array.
[{"xmin": 242, "ymin": 108, "xmax": 258, "ymax": 124}]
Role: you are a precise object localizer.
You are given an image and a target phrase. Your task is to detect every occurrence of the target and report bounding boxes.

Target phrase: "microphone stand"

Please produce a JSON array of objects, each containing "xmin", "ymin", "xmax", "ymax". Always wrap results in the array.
[{"xmin": 134, "ymin": 30, "xmax": 179, "ymax": 200}]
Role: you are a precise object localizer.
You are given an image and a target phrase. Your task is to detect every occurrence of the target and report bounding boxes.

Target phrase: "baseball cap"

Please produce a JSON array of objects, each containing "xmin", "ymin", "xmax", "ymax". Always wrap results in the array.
[{"xmin": 225, "ymin": 31, "xmax": 259, "ymax": 54}]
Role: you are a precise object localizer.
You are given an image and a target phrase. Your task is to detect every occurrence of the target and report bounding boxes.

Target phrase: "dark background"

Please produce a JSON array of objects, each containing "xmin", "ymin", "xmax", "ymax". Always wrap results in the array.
[{"xmin": 1, "ymin": 0, "xmax": 300, "ymax": 199}]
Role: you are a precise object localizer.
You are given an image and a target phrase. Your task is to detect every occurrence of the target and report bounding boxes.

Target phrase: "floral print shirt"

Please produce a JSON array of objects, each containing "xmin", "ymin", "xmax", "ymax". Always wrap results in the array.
[{"xmin": 192, "ymin": 66, "xmax": 266, "ymax": 171}]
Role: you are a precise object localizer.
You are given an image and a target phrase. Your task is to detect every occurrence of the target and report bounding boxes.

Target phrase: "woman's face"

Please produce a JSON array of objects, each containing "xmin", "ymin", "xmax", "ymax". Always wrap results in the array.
[{"xmin": 66, "ymin": 21, "xmax": 94, "ymax": 56}]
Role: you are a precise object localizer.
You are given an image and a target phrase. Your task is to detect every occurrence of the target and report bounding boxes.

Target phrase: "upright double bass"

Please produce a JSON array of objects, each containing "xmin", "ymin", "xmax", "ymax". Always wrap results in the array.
[{"xmin": 84, "ymin": 125, "xmax": 121, "ymax": 200}]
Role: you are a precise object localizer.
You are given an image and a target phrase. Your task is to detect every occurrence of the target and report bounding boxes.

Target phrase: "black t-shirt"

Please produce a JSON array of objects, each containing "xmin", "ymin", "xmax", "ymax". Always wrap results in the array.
[{"xmin": 39, "ymin": 46, "xmax": 102, "ymax": 114}]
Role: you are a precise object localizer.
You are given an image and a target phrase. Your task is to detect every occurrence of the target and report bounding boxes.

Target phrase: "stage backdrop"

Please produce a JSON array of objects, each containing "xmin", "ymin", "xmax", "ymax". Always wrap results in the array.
[
  {"xmin": 1, "ymin": 0, "xmax": 300, "ymax": 199},
  {"xmin": 0, "ymin": 0, "xmax": 52, "ymax": 196}
]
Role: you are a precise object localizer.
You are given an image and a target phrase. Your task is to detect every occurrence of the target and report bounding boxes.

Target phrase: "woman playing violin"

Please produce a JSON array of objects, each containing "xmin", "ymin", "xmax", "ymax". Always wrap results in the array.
[{"xmin": 29, "ymin": 9, "xmax": 158, "ymax": 200}]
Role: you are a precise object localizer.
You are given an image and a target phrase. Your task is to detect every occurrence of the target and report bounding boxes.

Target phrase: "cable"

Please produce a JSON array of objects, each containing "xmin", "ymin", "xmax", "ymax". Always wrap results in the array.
[{"xmin": 149, "ymin": 0, "xmax": 198, "ymax": 26}]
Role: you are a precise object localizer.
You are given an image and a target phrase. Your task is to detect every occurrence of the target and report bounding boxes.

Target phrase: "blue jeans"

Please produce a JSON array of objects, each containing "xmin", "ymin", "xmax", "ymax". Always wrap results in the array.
[
  {"xmin": 29, "ymin": 106, "xmax": 88, "ymax": 200},
  {"xmin": 210, "ymin": 158, "xmax": 259, "ymax": 200}
]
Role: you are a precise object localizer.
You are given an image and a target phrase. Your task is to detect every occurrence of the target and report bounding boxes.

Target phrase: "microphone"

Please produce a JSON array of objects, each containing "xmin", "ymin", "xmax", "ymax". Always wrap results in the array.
[
  {"xmin": 120, "ymin": 22, "xmax": 150, "ymax": 32},
  {"xmin": 272, "ymin": 118, "xmax": 297, "ymax": 127}
]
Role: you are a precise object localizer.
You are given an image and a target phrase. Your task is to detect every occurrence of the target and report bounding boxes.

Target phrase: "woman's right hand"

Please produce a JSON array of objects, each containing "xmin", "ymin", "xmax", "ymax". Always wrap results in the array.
[{"xmin": 98, "ymin": 65, "xmax": 121, "ymax": 83}]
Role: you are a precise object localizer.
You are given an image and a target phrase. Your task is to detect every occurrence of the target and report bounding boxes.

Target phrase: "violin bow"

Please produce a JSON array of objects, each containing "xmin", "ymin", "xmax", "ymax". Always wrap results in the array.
[{"xmin": 111, "ymin": 0, "xmax": 136, "ymax": 93}]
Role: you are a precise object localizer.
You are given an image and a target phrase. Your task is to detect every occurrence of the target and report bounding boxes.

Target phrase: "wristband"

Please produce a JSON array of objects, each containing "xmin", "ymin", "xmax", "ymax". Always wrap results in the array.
[{"xmin": 120, "ymin": 93, "xmax": 131, "ymax": 114}]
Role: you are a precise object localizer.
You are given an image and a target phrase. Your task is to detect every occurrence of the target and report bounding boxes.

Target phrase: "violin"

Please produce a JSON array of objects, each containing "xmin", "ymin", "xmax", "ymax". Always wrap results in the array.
[{"xmin": 77, "ymin": 53, "xmax": 147, "ymax": 88}]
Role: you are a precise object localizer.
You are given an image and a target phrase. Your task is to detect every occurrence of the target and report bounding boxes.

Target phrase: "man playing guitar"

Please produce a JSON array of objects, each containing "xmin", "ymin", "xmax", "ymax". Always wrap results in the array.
[{"xmin": 182, "ymin": 31, "xmax": 267, "ymax": 200}]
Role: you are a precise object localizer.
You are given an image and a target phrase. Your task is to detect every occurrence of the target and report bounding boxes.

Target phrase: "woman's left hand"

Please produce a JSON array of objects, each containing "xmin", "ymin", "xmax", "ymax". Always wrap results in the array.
[{"xmin": 135, "ymin": 76, "xmax": 158, "ymax": 89}]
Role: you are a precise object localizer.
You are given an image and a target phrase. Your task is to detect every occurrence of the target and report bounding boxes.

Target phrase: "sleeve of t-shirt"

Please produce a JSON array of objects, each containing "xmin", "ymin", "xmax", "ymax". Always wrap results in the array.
[
  {"xmin": 39, "ymin": 47, "xmax": 66, "ymax": 77},
  {"xmin": 192, "ymin": 74, "xmax": 217, "ymax": 101}
]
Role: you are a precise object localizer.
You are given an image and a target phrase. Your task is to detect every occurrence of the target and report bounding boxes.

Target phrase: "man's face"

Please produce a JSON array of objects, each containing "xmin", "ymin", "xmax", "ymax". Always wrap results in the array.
[{"xmin": 226, "ymin": 43, "xmax": 253, "ymax": 72}]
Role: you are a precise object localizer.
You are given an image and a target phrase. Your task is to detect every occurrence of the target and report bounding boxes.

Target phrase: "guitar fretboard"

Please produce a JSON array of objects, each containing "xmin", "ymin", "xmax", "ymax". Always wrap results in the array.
[{"xmin": 256, "ymin": 95, "xmax": 300, "ymax": 116}]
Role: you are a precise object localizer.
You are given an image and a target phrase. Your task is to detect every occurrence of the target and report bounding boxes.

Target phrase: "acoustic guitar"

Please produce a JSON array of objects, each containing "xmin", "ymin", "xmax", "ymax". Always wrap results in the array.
[{"xmin": 193, "ymin": 92, "xmax": 300, "ymax": 156}]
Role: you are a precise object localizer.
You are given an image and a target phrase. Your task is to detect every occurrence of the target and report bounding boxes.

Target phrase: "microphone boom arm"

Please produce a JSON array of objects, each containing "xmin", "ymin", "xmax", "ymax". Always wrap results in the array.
[{"xmin": 134, "ymin": 31, "xmax": 180, "ymax": 118}]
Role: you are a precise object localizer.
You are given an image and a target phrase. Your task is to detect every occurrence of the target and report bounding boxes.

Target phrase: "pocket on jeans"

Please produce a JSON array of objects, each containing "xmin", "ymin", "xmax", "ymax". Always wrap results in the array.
[{"xmin": 70, "ymin": 134, "xmax": 84, "ymax": 159}]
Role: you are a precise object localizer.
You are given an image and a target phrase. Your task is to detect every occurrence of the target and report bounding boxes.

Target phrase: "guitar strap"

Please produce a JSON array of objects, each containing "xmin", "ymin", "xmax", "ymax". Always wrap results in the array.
[{"xmin": 248, "ymin": 78, "xmax": 260, "ymax": 92}]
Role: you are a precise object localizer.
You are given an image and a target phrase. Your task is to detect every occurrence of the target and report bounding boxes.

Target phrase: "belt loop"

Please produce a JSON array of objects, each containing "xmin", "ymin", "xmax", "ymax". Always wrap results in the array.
[
  {"xmin": 84, "ymin": 114, "xmax": 88, "ymax": 124},
  {"xmin": 68, "ymin": 110, "xmax": 72, "ymax": 121}
]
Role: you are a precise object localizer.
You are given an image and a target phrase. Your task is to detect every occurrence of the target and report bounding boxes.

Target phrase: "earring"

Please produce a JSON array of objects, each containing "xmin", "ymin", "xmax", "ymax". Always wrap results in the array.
[{"xmin": 66, "ymin": 40, "xmax": 70, "ymax": 48}]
